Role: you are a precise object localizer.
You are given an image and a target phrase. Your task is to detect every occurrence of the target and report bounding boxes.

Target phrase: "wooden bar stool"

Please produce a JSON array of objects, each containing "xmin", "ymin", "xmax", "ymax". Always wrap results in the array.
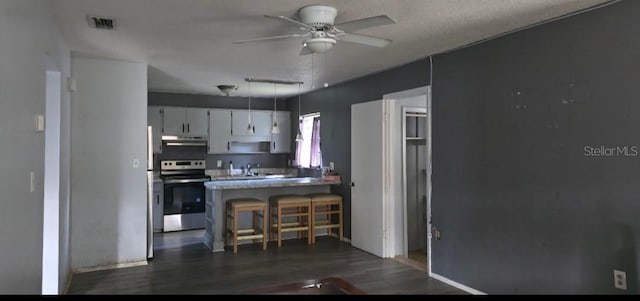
[
  {"xmin": 225, "ymin": 198, "xmax": 268, "ymax": 254},
  {"xmin": 308, "ymin": 193, "xmax": 343, "ymax": 243},
  {"xmin": 268, "ymin": 195, "xmax": 312, "ymax": 248}
]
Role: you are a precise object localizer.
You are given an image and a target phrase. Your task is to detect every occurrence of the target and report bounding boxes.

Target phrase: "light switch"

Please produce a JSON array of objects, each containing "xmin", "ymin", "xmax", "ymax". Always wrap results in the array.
[
  {"xmin": 35, "ymin": 114, "xmax": 45, "ymax": 132},
  {"xmin": 30, "ymin": 171, "xmax": 35, "ymax": 193}
]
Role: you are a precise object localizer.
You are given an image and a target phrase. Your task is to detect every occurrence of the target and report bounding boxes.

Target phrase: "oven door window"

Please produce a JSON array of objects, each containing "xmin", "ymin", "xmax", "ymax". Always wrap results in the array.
[{"xmin": 164, "ymin": 183, "xmax": 205, "ymax": 215}]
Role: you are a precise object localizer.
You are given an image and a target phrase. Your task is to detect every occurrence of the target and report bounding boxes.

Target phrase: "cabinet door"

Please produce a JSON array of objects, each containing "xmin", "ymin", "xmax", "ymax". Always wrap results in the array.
[
  {"xmin": 162, "ymin": 107, "xmax": 186, "ymax": 136},
  {"xmin": 231, "ymin": 110, "xmax": 250, "ymax": 137},
  {"xmin": 208, "ymin": 109, "xmax": 232, "ymax": 154},
  {"xmin": 185, "ymin": 108, "xmax": 209, "ymax": 138},
  {"xmin": 271, "ymin": 111, "xmax": 291, "ymax": 153},
  {"xmin": 253, "ymin": 110, "xmax": 273, "ymax": 138},
  {"xmin": 147, "ymin": 106, "xmax": 164, "ymax": 154}
]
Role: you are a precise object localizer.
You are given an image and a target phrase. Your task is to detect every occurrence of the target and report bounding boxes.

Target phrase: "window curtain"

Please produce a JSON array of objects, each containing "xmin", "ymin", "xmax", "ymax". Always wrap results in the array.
[{"xmin": 310, "ymin": 117, "xmax": 322, "ymax": 168}]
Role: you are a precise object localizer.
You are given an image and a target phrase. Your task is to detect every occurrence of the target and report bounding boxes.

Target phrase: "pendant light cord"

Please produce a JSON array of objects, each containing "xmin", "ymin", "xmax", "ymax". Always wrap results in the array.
[
  {"xmin": 298, "ymin": 83, "xmax": 302, "ymax": 119},
  {"xmin": 273, "ymin": 83, "xmax": 277, "ymax": 125},
  {"xmin": 248, "ymin": 81, "xmax": 252, "ymax": 124}
]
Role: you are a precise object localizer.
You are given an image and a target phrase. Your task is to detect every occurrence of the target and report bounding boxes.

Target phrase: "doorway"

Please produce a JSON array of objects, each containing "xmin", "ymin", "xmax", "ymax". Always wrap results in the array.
[
  {"xmin": 402, "ymin": 107, "xmax": 428, "ymax": 269},
  {"xmin": 350, "ymin": 86, "xmax": 431, "ymax": 263},
  {"xmin": 381, "ymin": 86, "xmax": 431, "ymax": 273}
]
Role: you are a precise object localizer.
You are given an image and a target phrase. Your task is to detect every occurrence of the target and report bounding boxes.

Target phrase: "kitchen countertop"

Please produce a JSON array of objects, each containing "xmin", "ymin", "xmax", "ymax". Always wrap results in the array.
[
  {"xmin": 204, "ymin": 177, "xmax": 341, "ymax": 190},
  {"xmin": 207, "ymin": 173, "xmax": 297, "ymax": 181}
]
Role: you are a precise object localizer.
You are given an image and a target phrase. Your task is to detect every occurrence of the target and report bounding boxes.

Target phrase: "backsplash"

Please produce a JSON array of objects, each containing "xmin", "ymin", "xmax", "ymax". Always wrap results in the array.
[
  {"xmin": 206, "ymin": 167, "xmax": 297, "ymax": 178},
  {"xmin": 154, "ymin": 144, "xmax": 288, "ymax": 170}
]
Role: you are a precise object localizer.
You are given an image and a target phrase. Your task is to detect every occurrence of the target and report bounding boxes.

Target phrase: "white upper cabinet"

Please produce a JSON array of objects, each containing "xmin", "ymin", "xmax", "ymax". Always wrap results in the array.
[
  {"xmin": 271, "ymin": 111, "xmax": 291, "ymax": 153},
  {"xmin": 208, "ymin": 109, "xmax": 232, "ymax": 154},
  {"xmin": 252, "ymin": 110, "xmax": 273, "ymax": 138},
  {"xmin": 185, "ymin": 108, "xmax": 209, "ymax": 138},
  {"xmin": 150, "ymin": 105, "xmax": 291, "ymax": 154},
  {"xmin": 231, "ymin": 110, "xmax": 272, "ymax": 142},
  {"xmin": 162, "ymin": 107, "xmax": 208, "ymax": 138},
  {"xmin": 162, "ymin": 107, "xmax": 186, "ymax": 136}
]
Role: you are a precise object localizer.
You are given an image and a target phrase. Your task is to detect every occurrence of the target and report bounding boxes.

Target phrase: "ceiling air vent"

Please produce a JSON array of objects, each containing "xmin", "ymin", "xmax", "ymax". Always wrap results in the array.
[{"xmin": 87, "ymin": 15, "xmax": 116, "ymax": 30}]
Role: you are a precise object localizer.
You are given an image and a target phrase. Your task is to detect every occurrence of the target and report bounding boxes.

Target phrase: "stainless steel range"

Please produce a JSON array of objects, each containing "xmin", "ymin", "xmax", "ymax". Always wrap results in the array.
[{"xmin": 160, "ymin": 159, "xmax": 210, "ymax": 232}]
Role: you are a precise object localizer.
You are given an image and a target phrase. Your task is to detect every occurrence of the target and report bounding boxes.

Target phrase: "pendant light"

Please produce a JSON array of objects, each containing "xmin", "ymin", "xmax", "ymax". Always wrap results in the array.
[
  {"xmin": 247, "ymin": 81, "xmax": 255, "ymax": 135},
  {"xmin": 271, "ymin": 83, "xmax": 280, "ymax": 134},
  {"xmin": 295, "ymin": 83, "xmax": 304, "ymax": 142}
]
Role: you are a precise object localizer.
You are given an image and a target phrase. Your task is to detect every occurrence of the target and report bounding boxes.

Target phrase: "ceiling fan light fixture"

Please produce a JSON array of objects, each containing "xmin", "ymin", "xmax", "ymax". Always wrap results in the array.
[
  {"xmin": 217, "ymin": 84, "xmax": 238, "ymax": 96},
  {"xmin": 304, "ymin": 37, "xmax": 336, "ymax": 53},
  {"xmin": 299, "ymin": 5, "xmax": 337, "ymax": 26}
]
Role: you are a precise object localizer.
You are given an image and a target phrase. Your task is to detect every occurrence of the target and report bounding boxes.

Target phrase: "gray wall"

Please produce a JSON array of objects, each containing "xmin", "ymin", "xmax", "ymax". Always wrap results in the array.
[
  {"xmin": 286, "ymin": 59, "xmax": 431, "ymax": 238},
  {"xmin": 71, "ymin": 57, "xmax": 148, "ymax": 270},
  {"xmin": 0, "ymin": 0, "xmax": 71, "ymax": 294},
  {"xmin": 431, "ymin": 0, "xmax": 638, "ymax": 294},
  {"xmin": 149, "ymin": 92, "xmax": 286, "ymax": 110},
  {"xmin": 149, "ymin": 92, "xmax": 288, "ymax": 169}
]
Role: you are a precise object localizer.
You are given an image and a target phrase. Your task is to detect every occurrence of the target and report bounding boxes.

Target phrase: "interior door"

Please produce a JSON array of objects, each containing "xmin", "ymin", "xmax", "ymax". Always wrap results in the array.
[{"xmin": 351, "ymin": 100, "xmax": 385, "ymax": 257}]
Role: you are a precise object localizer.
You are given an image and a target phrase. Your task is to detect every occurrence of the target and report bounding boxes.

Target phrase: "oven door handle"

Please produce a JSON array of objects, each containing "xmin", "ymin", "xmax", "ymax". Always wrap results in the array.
[{"xmin": 163, "ymin": 178, "xmax": 211, "ymax": 184}]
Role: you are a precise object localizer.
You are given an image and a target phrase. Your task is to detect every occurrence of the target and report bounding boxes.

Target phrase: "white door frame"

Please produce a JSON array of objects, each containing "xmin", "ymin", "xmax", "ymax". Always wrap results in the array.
[{"xmin": 383, "ymin": 86, "xmax": 432, "ymax": 272}]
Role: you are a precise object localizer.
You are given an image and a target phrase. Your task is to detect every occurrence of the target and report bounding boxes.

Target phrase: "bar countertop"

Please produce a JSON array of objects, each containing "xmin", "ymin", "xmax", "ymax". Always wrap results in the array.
[{"xmin": 204, "ymin": 177, "xmax": 341, "ymax": 190}]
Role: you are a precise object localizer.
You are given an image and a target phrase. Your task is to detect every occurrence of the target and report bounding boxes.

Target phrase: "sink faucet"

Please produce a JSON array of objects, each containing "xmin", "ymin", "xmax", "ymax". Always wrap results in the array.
[{"xmin": 246, "ymin": 163, "xmax": 260, "ymax": 175}]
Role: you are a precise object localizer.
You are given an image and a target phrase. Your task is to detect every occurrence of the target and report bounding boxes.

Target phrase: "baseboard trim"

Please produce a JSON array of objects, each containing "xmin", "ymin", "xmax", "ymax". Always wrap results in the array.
[
  {"xmin": 430, "ymin": 273, "xmax": 486, "ymax": 295},
  {"xmin": 72, "ymin": 260, "xmax": 148, "ymax": 274}
]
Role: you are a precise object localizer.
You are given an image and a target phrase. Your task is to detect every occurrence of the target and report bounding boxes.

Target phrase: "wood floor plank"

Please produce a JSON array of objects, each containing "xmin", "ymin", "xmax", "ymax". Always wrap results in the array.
[{"xmin": 67, "ymin": 236, "xmax": 467, "ymax": 295}]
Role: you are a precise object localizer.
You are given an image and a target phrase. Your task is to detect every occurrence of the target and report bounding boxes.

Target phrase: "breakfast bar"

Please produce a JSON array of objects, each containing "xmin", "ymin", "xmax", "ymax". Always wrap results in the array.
[{"xmin": 203, "ymin": 177, "xmax": 341, "ymax": 252}]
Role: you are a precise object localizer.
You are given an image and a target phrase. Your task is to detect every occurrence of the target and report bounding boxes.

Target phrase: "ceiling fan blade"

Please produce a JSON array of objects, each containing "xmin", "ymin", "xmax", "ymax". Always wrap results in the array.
[
  {"xmin": 264, "ymin": 15, "xmax": 315, "ymax": 30},
  {"xmin": 335, "ymin": 15, "xmax": 397, "ymax": 33},
  {"xmin": 339, "ymin": 33, "xmax": 392, "ymax": 48},
  {"xmin": 299, "ymin": 46, "xmax": 313, "ymax": 56},
  {"xmin": 233, "ymin": 33, "xmax": 307, "ymax": 44}
]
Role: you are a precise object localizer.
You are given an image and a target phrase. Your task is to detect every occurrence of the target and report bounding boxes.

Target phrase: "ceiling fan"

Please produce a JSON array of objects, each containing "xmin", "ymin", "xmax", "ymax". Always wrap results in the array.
[{"xmin": 233, "ymin": 5, "xmax": 397, "ymax": 55}]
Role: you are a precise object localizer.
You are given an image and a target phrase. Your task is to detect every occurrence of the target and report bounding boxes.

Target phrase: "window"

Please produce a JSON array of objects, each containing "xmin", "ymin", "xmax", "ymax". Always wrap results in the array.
[{"xmin": 295, "ymin": 113, "xmax": 322, "ymax": 168}]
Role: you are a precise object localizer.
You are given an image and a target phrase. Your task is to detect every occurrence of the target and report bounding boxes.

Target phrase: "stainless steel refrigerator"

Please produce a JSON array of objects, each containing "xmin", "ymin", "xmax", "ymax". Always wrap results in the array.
[{"xmin": 147, "ymin": 125, "xmax": 154, "ymax": 259}]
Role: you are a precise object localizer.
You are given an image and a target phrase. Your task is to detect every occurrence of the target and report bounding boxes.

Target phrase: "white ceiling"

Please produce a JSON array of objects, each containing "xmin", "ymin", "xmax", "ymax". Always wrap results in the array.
[{"xmin": 51, "ymin": 0, "xmax": 609, "ymax": 98}]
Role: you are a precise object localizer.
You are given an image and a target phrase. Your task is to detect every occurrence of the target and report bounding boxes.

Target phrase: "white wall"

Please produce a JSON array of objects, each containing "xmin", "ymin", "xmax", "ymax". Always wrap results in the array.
[
  {"xmin": 70, "ymin": 57, "xmax": 148, "ymax": 270},
  {"xmin": 0, "ymin": 0, "xmax": 71, "ymax": 294}
]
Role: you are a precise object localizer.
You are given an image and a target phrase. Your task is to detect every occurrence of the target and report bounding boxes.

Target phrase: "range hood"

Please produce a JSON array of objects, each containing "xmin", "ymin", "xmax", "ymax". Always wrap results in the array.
[{"xmin": 162, "ymin": 135, "xmax": 208, "ymax": 146}]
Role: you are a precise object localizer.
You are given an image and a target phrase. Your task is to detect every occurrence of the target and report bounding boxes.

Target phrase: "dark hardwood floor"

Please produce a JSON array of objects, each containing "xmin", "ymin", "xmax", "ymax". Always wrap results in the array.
[{"xmin": 67, "ymin": 235, "xmax": 467, "ymax": 295}]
